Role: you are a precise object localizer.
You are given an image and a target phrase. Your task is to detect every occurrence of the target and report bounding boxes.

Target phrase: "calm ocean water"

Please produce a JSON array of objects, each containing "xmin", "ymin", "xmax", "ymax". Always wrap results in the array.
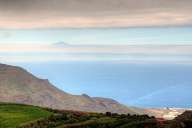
[{"xmin": 13, "ymin": 62, "xmax": 192, "ymax": 108}]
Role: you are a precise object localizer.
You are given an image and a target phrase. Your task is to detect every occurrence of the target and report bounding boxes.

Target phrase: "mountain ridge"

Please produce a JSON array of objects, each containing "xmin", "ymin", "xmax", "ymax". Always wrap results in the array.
[{"xmin": 0, "ymin": 63, "xmax": 136, "ymax": 114}]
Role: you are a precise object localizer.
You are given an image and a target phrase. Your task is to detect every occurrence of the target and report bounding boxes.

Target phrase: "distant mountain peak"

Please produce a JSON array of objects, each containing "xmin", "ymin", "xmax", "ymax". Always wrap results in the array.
[{"xmin": 53, "ymin": 42, "xmax": 70, "ymax": 46}]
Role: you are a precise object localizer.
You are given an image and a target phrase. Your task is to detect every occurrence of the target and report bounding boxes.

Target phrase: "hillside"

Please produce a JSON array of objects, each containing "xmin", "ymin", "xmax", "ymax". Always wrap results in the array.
[
  {"xmin": 0, "ymin": 103, "xmax": 159, "ymax": 128},
  {"xmin": 0, "ymin": 63, "xmax": 135, "ymax": 114}
]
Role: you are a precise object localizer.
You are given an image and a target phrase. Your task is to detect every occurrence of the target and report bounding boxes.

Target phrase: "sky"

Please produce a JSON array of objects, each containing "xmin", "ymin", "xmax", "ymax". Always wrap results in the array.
[
  {"xmin": 0, "ymin": 0, "xmax": 192, "ymax": 28},
  {"xmin": 0, "ymin": 0, "xmax": 192, "ymax": 107},
  {"xmin": 0, "ymin": 27, "xmax": 192, "ymax": 64}
]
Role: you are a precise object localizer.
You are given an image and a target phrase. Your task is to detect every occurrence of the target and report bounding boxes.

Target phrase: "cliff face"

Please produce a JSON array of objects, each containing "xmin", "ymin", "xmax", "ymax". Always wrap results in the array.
[{"xmin": 0, "ymin": 63, "xmax": 136, "ymax": 114}]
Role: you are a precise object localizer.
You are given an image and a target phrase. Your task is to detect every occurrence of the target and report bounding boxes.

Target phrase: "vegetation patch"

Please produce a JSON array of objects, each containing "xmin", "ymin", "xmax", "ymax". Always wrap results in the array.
[
  {"xmin": 1, "ymin": 103, "xmax": 192, "ymax": 128},
  {"xmin": 0, "ymin": 103, "xmax": 53, "ymax": 128}
]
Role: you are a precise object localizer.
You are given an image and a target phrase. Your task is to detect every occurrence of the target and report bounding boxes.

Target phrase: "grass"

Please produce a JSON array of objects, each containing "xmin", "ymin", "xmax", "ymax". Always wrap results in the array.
[{"xmin": 0, "ymin": 103, "xmax": 53, "ymax": 128}]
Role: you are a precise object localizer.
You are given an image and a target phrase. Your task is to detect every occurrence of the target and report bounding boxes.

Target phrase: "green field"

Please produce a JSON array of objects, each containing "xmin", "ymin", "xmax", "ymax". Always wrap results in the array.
[{"xmin": 0, "ymin": 103, "xmax": 53, "ymax": 128}]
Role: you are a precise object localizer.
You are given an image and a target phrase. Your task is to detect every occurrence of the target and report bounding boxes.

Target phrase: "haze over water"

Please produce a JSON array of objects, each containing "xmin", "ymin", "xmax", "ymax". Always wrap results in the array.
[
  {"xmin": 1, "ymin": 27, "xmax": 191, "ymax": 108},
  {"xmin": 1, "ymin": 27, "xmax": 192, "ymax": 45}
]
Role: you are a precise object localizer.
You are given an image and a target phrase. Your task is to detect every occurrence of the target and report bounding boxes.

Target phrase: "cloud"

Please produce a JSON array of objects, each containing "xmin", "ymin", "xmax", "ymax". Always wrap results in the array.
[
  {"xmin": 1, "ymin": 44, "xmax": 192, "ymax": 54},
  {"xmin": 0, "ymin": 44, "xmax": 192, "ymax": 63},
  {"xmin": 0, "ymin": 0, "xmax": 192, "ymax": 28}
]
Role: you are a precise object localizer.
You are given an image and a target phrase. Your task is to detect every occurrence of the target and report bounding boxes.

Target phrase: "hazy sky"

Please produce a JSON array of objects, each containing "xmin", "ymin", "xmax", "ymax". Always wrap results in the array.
[
  {"xmin": 0, "ymin": 0, "xmax": 192, "ymax": 28},
  {"xmin": 0, "ymin": 27, "xmax": 192, "ymax": 63}
]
